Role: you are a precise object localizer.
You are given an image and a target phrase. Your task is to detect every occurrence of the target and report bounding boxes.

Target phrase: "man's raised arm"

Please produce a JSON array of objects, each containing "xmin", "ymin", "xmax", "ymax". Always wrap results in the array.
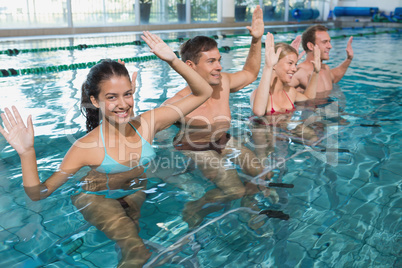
[
  {"xmin": 229, "ymin": 5, "xmax": 264, "ymax": 92},
  {"xmin": 331, "ymin": 36, "xmax": 353, "ymax": 83}
]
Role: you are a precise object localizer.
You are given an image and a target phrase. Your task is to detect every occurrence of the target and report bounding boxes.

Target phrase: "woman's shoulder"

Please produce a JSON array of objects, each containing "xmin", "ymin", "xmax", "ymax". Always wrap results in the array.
[
  {"xmin": 128, "ymin": 115, "xmax": 153, "ymax": 142},
  {"xmin": 76, "ymin": 125, "xmax": 100, "ymax": 144},
  {"xmin": 285, "ymin": 85, "xmax": 297, "ymax": 94},
  {"xmin": 64, "ymin": 126, "xmax": 103, "ymax": 166},
  {"xmin": 128, "ymin": 115, "xmax": 144, "ymax": 127},
  {"xmin": 71, "ymin": 126, "xmax": 103, "ymax": 153},
  {"xmin": 285, "ymin": 85, "xmax": 299, "ymax": 101}
]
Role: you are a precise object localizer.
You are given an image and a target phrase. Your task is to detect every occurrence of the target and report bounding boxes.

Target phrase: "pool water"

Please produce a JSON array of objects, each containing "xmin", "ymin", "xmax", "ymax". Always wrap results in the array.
[{"xmin": 0, "ymin": 26, "xmax": 401, "ymax": 267}]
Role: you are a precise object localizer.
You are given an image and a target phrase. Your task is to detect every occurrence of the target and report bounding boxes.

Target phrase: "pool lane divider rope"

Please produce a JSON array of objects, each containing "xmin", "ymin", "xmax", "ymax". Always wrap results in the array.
[
  {"xmin": 0, "ymin": 29, "xmax": 399, "ymax": 77},
  {"xmin": 2, "ymin": 28, "xmax": 311, "ymax": 56},
  {"xmin": 0, "ymin": 26, "xmax": 383, "ymax": 56}
]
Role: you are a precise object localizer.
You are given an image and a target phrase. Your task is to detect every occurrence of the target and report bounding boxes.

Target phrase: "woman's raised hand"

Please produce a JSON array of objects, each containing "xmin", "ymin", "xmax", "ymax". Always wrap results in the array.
[
  {"xmin": 117, "ymin": 59, "xmax": 138, "ymax": 91},
  {"xmin": 311, "ymin": 44, "xmax": 321, "ymax": 73},
  {"xmin": 0, "ymin": 106, "xmax": 34, "ymax": 155},
  {"xmin": 141, "ymin": 31, "xmax": 177, "ymax": 63},
  {"xmin": 265, "ymin": 32, "xmax": 281, "ymax": 69}
]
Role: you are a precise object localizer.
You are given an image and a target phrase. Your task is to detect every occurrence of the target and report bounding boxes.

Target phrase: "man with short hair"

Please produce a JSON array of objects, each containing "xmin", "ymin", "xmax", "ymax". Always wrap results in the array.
[
  {"xmin": 290, "ymin": 24, "xmax": 353, "ymax": 94},
  {"xmin": 162, "ymin": 6, "xmax": 272, "ymax": 227}
]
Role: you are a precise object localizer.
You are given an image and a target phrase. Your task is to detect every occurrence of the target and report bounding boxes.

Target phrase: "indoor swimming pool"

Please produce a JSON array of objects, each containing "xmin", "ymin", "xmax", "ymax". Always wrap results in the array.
[{"xmin": 0, "ymin": 25, "xmax": 401, "ymax": 267}]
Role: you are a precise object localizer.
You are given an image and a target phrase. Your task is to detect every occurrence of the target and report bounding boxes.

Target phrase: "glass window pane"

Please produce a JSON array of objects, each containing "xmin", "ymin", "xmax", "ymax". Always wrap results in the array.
[
  {"xmin": 104, "ymin": 0, "xmax": 135, "ymax": 25},
  {"xmin": 163, "ymin": 0, "xmax": 187, "ymax": 24},
  {"xmin": 288, "ymin": 0, "xmax": 324, "ymax": 21},
  {"xmin": 236, "ymin": 0, "xmax": 284, "ymax": 22},
  {"xmin": 268, "ymin": 0, "xmax": 285, "ymax": 21},
  {"xmin": 235, "ymin": 0, "xmax": 259, "ymax": 22},
  {"xmin": 0, "ymin": 0, "xmax": 68, "ymax": 29},
  {"xmin": 191, "ymin": 0, "xmax": 217, "ymax": 23},
  {"xmin": 71, "ymin": 0, "xmax": 105, "ymax": 26},
  {"xmin": 71, "ymin": 0, "xmax": 135, "ymax": 26}
]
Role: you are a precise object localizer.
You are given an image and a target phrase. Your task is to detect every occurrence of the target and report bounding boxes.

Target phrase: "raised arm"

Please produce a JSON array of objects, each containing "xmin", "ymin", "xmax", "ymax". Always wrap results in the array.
[
  {"xmin": 296, "ymin": 44, "xmax": 321, "ymax": 101},
  {"xmin": 228, "ymin": 5, "xmax": 264, "ymax": 92},
  {"xmin": 0, "ymin": 107, "xmax": 82, "ymax": 200},
  {"xmin": 251, "ymin": 33, "xmax": 281, "ymax": 116},
  {"xmin": 0, "ymin": 106, "xmax": 39, "ymax": 185},
  {"xmin": 140, "ymin": 31, "xmax": 213, "ymax": 132},
  {"xmin": 331, "ymin": 36, "xmax": 353, "ymax": 83}
]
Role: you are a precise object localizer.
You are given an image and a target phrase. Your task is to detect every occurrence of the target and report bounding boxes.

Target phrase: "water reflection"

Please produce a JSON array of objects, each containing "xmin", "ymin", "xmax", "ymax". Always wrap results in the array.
[{"xmin": 1, "ymin": 31, "xmax": 401, "ymax": 267}]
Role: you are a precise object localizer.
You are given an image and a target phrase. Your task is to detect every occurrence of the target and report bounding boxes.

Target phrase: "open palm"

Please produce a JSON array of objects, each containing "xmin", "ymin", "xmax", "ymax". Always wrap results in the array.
[
  {"xmin": 346, "ymin": 36, "xmax": 354, "ymax": 60},
  {"xmin": 141, "ymin": 31, "xmax": 177, "ymax": 63},
  {"xmin": 247, "ymin": 5, "xmax": 264, "ymax": 39},
  {"xmin": 0, "ymin": 106, "xmax": 34, "ymax": 155},
  {"xmin": 265, "ymin": 33, "xmax": 281, "ymax": 68},
  {"xmin": 311, "ymin": 45, "xmax": 321, "ymax": 73}
]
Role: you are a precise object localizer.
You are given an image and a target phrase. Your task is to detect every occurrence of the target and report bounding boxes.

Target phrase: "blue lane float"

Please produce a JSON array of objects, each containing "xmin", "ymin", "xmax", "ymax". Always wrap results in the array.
[
  {"xmin": 334, "ymin": 7, "xmax": 379, "ymax": 17},
  {"xmin": 394, "ymin": 7, "xmax": 402, "ymax": 20},
  {"xmin": 372, "ymin": 7, "xmax": 402, "ymax": 22},
  {"xmin": 291, "ymin": 8, "xmax": 320, "ymax": 20}
]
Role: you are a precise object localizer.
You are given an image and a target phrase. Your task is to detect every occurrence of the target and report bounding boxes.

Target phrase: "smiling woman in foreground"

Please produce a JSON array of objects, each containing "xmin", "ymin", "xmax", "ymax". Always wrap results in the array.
[{"xmin": 0, "ymin": 31, "xmax": 212, "ymax": 268}]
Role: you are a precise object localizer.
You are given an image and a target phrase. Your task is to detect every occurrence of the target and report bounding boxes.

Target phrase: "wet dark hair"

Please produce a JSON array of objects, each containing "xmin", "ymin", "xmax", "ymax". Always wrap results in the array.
[
  {"xmin": 180, "ymin": 36, "xmax": 218, "ymax": 64},
  {"xmin": 302, "ymin": 24, "xmax": 328, "ymax": 52},
  {"xmin": 81, "ymin": 59, "xmax": 130, "ymax": 132}
]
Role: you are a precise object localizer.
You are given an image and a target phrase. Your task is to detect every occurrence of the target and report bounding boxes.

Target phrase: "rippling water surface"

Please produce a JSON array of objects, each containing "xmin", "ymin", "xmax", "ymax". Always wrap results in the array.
[{"xmin": 0, "ymin": 27, "xmax": 400, "ymax": 267}]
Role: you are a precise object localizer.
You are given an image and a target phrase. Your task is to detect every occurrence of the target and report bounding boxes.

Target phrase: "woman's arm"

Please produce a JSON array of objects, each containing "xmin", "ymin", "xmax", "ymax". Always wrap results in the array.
[
  {"xmin": 140, "ymin": 31, "xmax": 213, "ymax": 133},
  {"xmin": 0, "ymin": 107, "xmax": 40, "ymax": 188},
  {"xmin": 251, "ymin": 33, "xmax": 281, "ymax": 116},
  {"xmin": 296, "ymin": 45, "xmax": 321, "ymax": 101},
  {"xmin": 0, "ymin": 106, "xmax": 83, "ymax": 200}
]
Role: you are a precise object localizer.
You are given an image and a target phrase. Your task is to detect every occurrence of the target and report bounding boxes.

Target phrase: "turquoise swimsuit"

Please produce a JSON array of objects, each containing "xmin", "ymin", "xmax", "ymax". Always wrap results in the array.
[
  {"xmin": 73, "ymin": 121, "xmax": 156, "ymax": 199},
  {"xmin": 96, "ymin": 121, "xmax": 156, "ymax": 174}
]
